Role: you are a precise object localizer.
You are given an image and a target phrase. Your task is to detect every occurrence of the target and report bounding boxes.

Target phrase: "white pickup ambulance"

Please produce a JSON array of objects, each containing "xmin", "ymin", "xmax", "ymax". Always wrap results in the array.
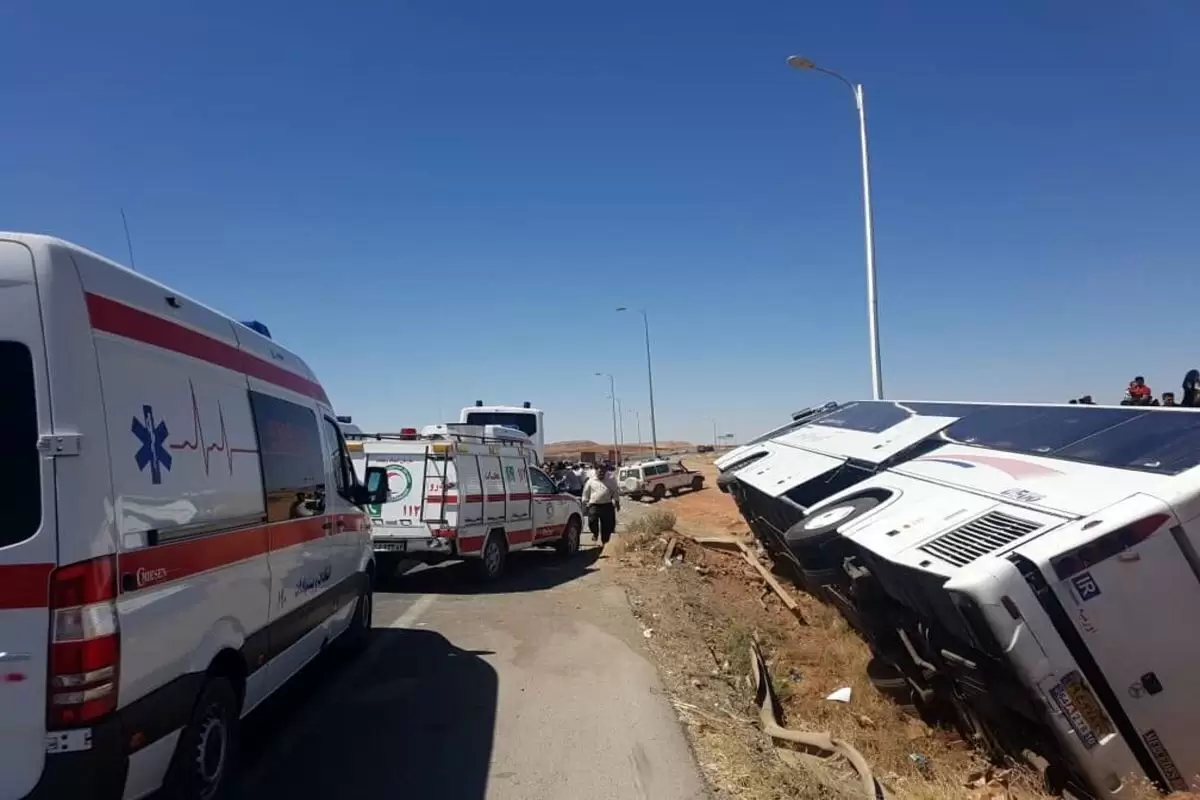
[
  {"xmin": 351, "ymin": 424, "xmax": 584, "ymax": 580},
  {"xmin": 0, "ymin": 233, "xmax": 389, "ymax": 800}
]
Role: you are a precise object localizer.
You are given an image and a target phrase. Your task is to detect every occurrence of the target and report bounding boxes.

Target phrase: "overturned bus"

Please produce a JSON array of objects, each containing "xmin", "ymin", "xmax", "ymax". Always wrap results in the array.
[{"xmin": 718, "ymin": 400, "xmax": 1200, "ymax": 798}]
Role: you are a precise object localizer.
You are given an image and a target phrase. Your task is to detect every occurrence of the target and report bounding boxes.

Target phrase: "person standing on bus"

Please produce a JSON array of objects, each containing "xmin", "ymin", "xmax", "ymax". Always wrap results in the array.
[
  {"xmin": 1183, "ymin": 370, "xmax": 1200, "ymax": 407},
  {"xmin": 581, "ymin": 463, "xmax": 621, "ymax": 545}
]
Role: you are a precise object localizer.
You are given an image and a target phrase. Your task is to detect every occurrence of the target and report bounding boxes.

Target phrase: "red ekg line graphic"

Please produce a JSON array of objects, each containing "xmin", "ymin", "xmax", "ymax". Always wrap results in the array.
[{"xmin": 169, "ymin": 380, "xmax": 259, "ymax": 475}]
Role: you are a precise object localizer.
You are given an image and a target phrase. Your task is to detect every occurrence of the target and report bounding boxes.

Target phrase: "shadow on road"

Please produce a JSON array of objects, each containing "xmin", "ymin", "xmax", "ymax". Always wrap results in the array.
[
  {"xmin": 234, "ymin": 628, "xmax": 498, "ymax": 799},
  {"xmin": 379, "ymin": 547, "xmax": 602, "ymax": 596}
]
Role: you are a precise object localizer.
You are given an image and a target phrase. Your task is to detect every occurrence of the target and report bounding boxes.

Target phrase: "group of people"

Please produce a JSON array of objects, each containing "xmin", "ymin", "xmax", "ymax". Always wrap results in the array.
[
  {"xmin": 547, "ymin": 460, "xmax": 622, "ymax": 545},
  {"xmin": 1071, "ymin": 371, "xmax": 1200, "ymax": 408}
]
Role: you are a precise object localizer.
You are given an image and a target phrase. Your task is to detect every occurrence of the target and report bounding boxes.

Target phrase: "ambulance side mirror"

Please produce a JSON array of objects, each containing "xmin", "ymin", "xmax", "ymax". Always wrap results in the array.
[{"xmin": 357, "ymin": 466, "xmax": 390, "ymax": 506}]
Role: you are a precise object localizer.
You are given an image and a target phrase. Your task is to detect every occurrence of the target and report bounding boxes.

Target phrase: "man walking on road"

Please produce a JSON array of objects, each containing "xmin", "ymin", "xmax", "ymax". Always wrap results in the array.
[{"xmin": 581, "ymin": 463, "xmax": 620, "ymax": 545}]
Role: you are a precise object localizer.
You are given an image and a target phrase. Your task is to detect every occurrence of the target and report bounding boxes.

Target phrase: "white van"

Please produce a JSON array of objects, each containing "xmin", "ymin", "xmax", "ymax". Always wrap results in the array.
[
  {"xmin": 352, "ymin": 424, "xmax": 584, "ymax": 580},
  {"xmin": 0, "ymin": 234, "xmax": 388, "ymax": 800}
]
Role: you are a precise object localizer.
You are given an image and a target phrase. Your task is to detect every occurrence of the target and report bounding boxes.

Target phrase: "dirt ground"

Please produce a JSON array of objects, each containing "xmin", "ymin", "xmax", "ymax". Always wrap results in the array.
[{"xmin": 603, "ymin": 457, "xmax": 1088, "ymax": 800}]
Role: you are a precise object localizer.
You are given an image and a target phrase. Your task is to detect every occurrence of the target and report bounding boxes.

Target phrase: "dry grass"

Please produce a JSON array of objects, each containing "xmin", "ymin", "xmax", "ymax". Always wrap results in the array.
[
  {"xmin": 626, "ymin": 508, "xmax": 678, "ymax": 539},
  {"xmin": 606, "ymin": 456, "xmax": 1198, "ymax": 799},
  {"xmin": 607, "ymin": 515, "xmax": 1058, "ymax": 799}
]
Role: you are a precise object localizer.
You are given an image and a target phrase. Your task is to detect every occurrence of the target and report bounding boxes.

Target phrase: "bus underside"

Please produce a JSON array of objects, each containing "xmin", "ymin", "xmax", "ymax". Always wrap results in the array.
[{"xmin": 724, "ymin": 475, "xmax": 1098, "ymax": 798}]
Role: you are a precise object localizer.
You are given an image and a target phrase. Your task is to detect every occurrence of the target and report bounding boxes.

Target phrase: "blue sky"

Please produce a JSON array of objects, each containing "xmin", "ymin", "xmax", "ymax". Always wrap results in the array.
[{"xmin": 3, "ymin": 1, "xmax": 1198, "ymax": 445}]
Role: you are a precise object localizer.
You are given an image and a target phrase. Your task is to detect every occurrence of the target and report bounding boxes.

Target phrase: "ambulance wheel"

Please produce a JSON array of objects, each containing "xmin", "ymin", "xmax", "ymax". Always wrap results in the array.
[
  {"xmin": 474, "ymin": 532, "xmax": 507, "ymax": 581},
  {"xmin": 652, "ymin": 484, "xmax": 667, "ymax": 501},
  {"xmin": 691, "ymin": 476, "xmax": 704, "ymax": 492},
  {"xmin": 556, "ymin": 516, "xmax": 582, "ymax": 556},
  {"xmin": 164, "ymin": 677, "xmax": 239, "ymax": 800},
  {"xmin": 341, "ymin": 574, "xmax": 374, "ymax": 654}
]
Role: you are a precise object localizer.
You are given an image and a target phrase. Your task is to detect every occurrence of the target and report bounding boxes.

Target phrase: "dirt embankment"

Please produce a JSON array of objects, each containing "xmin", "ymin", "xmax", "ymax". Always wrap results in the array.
[
  {"xmin": 605, "ymin": 458, "xmax": 1171, "ymax": 799},
  {"xmin": 544, "ymin": 440, "xmax": 695, "ymax": 458}
]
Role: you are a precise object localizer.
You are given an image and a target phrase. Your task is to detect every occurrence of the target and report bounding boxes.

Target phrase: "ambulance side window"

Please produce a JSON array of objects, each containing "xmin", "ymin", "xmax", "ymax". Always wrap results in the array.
[
  {"xmin": 529, "ymin": 468, "xmax": 557, "ymax": 495},
  {"xmin": 249, "ymin": 391, "xmax": 326, "ymax": 522},
  {"xmin": 0, "ymin": 342, "xmax": 40, "ymax": 547},
  {"xmin": 322, "ymin": 416, "xmax": 356, "ymax": 501}
]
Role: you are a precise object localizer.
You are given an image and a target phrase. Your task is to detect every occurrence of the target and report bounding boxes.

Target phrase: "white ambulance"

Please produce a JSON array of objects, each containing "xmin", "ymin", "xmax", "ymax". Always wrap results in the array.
[
  {"xmin": 0, "ymin": 234, "xmax": 389, "ymax": 800},
  {"xmin": 351, "ymin": 423, "xmax": 584, "ymax": 580}
]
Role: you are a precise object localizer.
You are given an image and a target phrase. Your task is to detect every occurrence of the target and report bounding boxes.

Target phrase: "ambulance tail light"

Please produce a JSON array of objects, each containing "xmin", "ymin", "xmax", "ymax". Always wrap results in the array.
[
  {"xmin": 1051, "ymin": 513, "xmax": 1171, "ymax": 581},
  {"xmin": 47, "ymin": 556, "xmax": 120, "ymax": 729}
]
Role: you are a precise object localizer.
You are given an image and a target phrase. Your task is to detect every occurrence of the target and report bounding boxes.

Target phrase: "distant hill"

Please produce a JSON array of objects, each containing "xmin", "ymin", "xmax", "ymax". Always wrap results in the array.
[{"xmin": 545, "ymin": 439, "xmax": 694, "ymax": 457}]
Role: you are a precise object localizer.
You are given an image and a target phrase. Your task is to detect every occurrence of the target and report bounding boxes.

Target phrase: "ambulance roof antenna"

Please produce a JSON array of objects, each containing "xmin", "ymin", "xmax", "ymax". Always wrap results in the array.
[{"xmin": 120, "ymin": 208, "xmax": 137, "ymax": 272}]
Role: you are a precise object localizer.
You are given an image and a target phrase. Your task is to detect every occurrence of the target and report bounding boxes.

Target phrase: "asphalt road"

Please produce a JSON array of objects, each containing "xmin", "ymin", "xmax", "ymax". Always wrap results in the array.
[{"xmin": 231, "ymin": 525, "xmax": 710, "ymax": 800}]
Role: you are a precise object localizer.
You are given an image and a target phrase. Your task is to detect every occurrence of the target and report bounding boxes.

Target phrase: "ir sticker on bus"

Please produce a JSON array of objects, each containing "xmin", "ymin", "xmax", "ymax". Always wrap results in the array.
[{"xmin": 1070, "ymin": 571, "xmax": 1102, "ymax": 602}]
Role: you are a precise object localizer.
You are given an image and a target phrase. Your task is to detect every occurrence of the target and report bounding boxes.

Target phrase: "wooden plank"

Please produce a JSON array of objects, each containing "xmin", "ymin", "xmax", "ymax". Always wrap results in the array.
[{"xmin": 735, "ymin": 541, "xmax": 806, "ymax": 624}]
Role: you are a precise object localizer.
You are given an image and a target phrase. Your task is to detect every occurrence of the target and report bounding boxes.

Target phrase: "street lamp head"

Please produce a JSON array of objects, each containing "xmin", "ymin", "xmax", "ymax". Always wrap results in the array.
[{"xmin": 786, "ymin": 55, "xmax": 815, "ymax": 70}]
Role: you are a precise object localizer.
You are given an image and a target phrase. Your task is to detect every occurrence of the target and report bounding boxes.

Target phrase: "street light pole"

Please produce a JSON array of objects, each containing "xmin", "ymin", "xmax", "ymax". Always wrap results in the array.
[
  {"xmin": 629, "ymin": 408, "xmax": 642, "ymax": 451},
  {"xmin": 617, "ymin": 307, "xmax": 659, "ymax": 456},
  {"xmin": 615, "ymin": 397, "xmax": 625, "ymax": 453},
  {"xmin": 595, "ymin": 372, "xmax": 621, "ymax": 465},
  {"xmin": 712, "ymin": 419, "xmax": 718, "ymax": 451},
  {"xmin": 786, "ymin": 55, "xmax": 884, "ymax": 401}
]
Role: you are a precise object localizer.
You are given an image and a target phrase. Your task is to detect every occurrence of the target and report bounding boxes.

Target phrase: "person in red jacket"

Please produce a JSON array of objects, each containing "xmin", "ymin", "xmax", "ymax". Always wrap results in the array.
[{"xmin": 1126, "ymin": 376, "xmax": 1152, "ymax": 405}]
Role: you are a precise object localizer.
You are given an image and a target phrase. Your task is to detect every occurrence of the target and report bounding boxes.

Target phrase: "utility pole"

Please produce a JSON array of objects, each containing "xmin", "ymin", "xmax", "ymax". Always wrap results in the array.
[
  {"xmin": 595, "ymin": 372, "xmax": 621, "ymax": 465},
  {"xmin": 617, "ymin": 307, "xmax": 659, "ymax": 456}
]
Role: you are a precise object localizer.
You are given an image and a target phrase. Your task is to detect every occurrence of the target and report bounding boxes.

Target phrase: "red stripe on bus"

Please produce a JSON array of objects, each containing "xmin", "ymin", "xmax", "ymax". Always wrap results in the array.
[
  {"xmin": 0, "ymin": 563, "xmax": 55, "ymax": 609},
  {"xmin": 86, "ymin": 293, "xmax": 330, "ymax": 405}
]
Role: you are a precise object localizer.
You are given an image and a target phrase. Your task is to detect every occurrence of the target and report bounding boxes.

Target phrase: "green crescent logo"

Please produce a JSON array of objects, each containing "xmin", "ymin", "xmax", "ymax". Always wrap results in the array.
[{"xmin": 369, "ymin": 463, "xmax": 413, "ymax": 519}]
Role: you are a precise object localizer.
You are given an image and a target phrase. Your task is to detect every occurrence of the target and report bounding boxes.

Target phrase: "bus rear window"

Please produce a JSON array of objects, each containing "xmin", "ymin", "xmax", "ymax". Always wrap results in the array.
[
  {"xmin": 0, "ymin": 342, "xmax": 41, "ymax": 547},
  {"xmin": 465, "ymin": 412, "xmax": 538, "ymax": 437}
]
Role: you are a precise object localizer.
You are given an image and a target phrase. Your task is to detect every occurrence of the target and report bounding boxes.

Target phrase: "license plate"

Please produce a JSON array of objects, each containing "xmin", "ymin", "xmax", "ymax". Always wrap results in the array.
[
  {"xmin": 375, "ymin": 541, "xmax": 408, "ymax": 553},
  {"xmin": 1050, "ymin": 671, "xmax": 1114, "ymax": 749}
]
